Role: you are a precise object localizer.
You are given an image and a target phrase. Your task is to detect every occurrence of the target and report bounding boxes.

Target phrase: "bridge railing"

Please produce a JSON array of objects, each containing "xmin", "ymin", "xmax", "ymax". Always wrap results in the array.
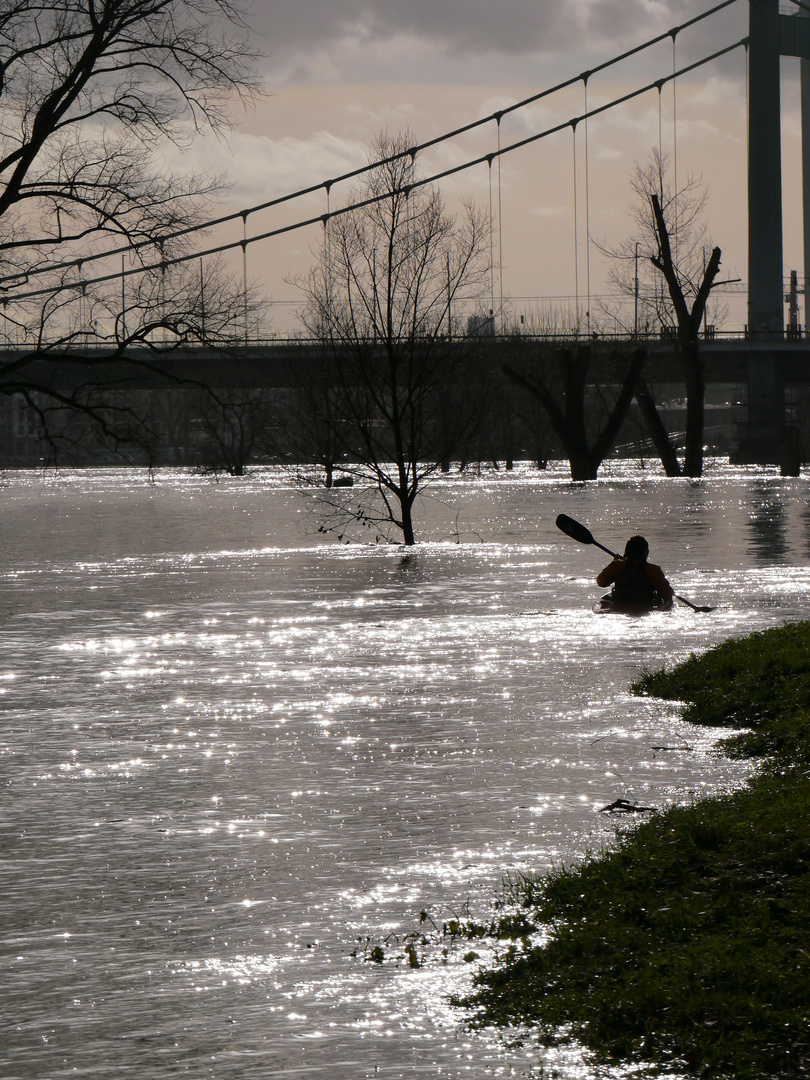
[{"xmin": 0, "ymin": 327, "xmax": 808, "ymax": 352}]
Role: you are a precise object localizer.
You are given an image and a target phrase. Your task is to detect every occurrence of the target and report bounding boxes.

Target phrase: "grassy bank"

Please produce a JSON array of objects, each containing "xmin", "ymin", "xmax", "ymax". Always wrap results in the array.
[{"xmin": 455, "ymin": 621, "xmax": 810, "ymax": 1079}]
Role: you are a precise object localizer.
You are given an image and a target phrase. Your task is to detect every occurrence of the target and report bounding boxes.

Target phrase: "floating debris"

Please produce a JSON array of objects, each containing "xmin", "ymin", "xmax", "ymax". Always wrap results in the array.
[{"xmin": 599, "ymin": 798, "xmax": 654, "ymax": 814}]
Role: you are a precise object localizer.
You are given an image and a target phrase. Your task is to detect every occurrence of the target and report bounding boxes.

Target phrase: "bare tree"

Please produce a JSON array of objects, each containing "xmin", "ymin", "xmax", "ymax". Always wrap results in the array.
[
  {"xmin": 297, "ymin": 132, "xmax": 492, "ymax": 545},
  {"xmin": 503, "ymin": 341, "xmax": 646, "ymax": 481},
  {"xmin": 600, "ymin": 150, "xmax": 722, "ymax": 477},
  {"xmin": 192, "ymin": 386, "xmax": 275, "ymax": 476},
  {"xmin": 1, "ymin": 255, "xmax": 259, "ymax": 462},
  {"xmin": 0, "ymin": 0, "xmax": 262, "ymax": 458},
  {"xmin": 273, "ymin": 345, "xmax": 351, "ymax": 489}
]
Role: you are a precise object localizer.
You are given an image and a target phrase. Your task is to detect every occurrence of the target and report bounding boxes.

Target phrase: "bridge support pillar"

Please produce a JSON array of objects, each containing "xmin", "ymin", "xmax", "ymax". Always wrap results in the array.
[
  {"xmin": 735, "ymin": 351, "xmax": 785, "ymax": 465},
  {"xmin": 748, "ymin": 0, "xmax": 784, "ymax": 337},
  {"xmin": 743, "ymin": 0, "xmax": 798, "ymax": 464},
  {"xmin": 803, "ymin": 5, "xmax": 810, "ymax": 328}
]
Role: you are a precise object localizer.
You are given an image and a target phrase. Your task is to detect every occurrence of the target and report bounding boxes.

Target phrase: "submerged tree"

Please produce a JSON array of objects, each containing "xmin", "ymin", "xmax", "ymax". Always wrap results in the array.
[
  {"xmin": 273, "ymin": 345, "xmax": 351, "ymax": 489},
  {"xmin": 601, "ymin": 150, "xmax": 723, "ymax": 477},
  {"xmin": 0, "ymin": 0, "xmax": 262, "ymax": 458},
  {"xmin": 503, "ymin": 342, "xmax": 646, "ymax": 481},
  {"xmin": 297, "ymin": 131, "xmax": 492, "ymax": 545},
  {"xmin": 192, "ymin": 387, "xmax": 276, "ymax": 476},
  {"xmin": 2, "ymin": 254, "xmax": 258, "ymax": 463}
]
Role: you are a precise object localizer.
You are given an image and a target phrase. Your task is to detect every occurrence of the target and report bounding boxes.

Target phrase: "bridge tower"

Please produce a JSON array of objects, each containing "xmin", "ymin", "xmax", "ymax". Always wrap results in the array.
[{"xmin": 742, "ymin": 0, "xmax": 810, "ymax": 464}]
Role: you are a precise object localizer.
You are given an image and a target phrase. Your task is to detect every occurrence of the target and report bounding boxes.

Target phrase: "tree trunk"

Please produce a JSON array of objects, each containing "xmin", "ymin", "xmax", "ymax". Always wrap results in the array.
[
  {"xmin": 400, "ymin": 498, "xmax": 416, "ymax": 546},
  {"xmin": 569, "ymin": 453, "xmax": 599, "ymax": 482},
  {"xmin": 682, "ymin": 341, "xmax": 705, "ymax": 477},
  {"xmin": 503, "ymin": 346, "xmax": 645, "ymax": 483},
  {"xmin": 648, "ymin": 193, "xmax": 719, "ymax": 480},
  {"xmin": 635, "ymin": 377, "xmax": 682, "ymax": 476}
]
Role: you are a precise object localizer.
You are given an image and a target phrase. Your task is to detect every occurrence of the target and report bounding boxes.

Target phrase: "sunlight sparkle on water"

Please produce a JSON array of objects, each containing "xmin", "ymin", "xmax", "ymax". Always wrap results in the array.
[{"xmin": 1, "ymin": 463, "xmax": 807, "ymax": 1078}]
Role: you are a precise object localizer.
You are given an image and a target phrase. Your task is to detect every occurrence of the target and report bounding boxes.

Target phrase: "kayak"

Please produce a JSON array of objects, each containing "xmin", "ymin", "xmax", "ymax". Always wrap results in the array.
[{"xmin": 592, "ymin": 595, "xmax": 671, "ymax": 616}]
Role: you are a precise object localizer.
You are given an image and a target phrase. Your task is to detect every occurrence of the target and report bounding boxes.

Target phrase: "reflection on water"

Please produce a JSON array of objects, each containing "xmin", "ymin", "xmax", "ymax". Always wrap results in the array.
[
  {"xmin": 747, "ymin": 479, "xmax": 790, "ymax": 564},
  {"xmin": 1, "ymin": 462, "xmax": 808, "ymax": 1079}
]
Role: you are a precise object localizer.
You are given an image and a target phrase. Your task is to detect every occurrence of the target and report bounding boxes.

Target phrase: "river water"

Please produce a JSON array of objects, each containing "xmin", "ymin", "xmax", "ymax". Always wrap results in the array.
[{"xmin": 1, "ymin": 461, "xmax": 807, "ymax": 1080}]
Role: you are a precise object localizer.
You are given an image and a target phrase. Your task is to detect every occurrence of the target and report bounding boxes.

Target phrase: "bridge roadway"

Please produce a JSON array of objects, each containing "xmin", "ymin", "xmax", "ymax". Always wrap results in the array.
[{"xmin": 2, "ymin": 336, "xmax": 810, "ymax": 390}]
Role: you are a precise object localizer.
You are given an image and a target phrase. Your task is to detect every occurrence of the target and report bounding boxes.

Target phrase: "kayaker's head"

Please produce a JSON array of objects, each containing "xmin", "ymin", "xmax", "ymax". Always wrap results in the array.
[{"xmin": 624, "ymin": 535, "xmax": 649, "ymax": 563}]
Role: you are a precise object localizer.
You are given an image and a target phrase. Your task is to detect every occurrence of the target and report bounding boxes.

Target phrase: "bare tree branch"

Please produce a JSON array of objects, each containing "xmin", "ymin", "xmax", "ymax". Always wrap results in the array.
[
  {"xmin": 0, "ymin": 0, "xmax": 263, "ymax": 461},
  {"xmin": 295, "ymin": 131, "xmax": 492, "ymax": 545},
  {"xmin": 597, "ymin": 149, "xmax": 723, "ymax": 477}
]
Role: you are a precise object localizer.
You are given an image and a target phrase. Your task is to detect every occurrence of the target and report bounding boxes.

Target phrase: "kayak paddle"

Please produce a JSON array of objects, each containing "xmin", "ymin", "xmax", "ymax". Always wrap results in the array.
[{"xmin": 555, "ymin": 513, "xmax": 715, "ymax": 613}]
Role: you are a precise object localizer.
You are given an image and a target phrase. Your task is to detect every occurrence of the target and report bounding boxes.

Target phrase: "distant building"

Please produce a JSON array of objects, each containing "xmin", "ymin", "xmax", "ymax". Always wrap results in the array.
[{"xmin": 466, "ymin": 312, "xmax": 495, "ymax": 337}]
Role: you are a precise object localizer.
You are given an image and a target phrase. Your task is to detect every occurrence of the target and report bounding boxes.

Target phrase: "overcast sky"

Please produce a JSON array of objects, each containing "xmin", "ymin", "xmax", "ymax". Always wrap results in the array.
[
  {"xmin": 181, "ymin": 0, "xmax": 801, "ymax": 333},
  {"xmin": 251, "ymin": 0, "xmax": 747, "ymax": 84}
]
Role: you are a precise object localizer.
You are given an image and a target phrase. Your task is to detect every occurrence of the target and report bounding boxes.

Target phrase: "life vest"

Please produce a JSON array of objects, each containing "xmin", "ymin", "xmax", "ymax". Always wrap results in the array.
[{"xmin": 610, "ymin": 561, "xmax": 661, "ymax": 606}]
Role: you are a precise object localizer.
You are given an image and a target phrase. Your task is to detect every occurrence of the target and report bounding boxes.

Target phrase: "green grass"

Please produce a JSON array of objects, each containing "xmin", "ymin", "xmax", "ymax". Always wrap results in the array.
[
  {"xmin": 635, "ymin": 620, "xmax": 810, "ymax": 762},
  {"xmin": 454, "ymin": 621, "xmax": 810, "ymax": 1079}
]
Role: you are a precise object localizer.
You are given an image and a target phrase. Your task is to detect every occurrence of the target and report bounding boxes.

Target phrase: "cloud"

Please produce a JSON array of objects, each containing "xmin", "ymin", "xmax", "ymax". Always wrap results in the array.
[
  {"xmin": 162, "ymin": 129, "xmax": 371, "ymax": 207},
  {"xmin": 251, "ymin": 0, "xmax": 572, "ymax": 58},
  {"xmin": 531, "ymin": 205, "xmax": 567, "ymax": 218},
  {"xmin": 250, "ymin": 0, "xmax": 749, "ymax": 84},
  {"xmin": 149, "ymin": 0, "xmax": 756, "ymax": 333}
]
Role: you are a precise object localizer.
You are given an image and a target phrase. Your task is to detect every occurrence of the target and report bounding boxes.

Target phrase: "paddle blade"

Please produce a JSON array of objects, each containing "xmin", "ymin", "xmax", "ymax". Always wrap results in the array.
[
  {"xmin": 675, "ymin": 594, "xmax": 715, "ymax": 613},
  {"xmin": 555, "ymin": 514, "xmax": 595, "ymax": 546}
]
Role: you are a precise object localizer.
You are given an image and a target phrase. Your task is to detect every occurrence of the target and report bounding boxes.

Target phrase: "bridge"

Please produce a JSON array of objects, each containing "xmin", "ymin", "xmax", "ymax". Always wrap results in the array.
[
  {"xmin": 3, "ymin": 331, "xmax": 810, "ymax": 469},
  {"xmin": 6, "ymin": 334, "xmax": 810, "ymax": 387},
  {"xmin": 3, "ymin": 0, "xmax": 810, "ymax": 467}
]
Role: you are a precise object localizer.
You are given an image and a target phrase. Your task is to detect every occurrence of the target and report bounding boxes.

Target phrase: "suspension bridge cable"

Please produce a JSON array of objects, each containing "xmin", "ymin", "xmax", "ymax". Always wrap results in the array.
[
  {"xmin": 4, "ymin": 35, "xmax": 749, "ymax": 305},
  {"xmin": 571, "ymin": 121, "xmax": 580, "ymax": 324},
  {"xmin": 0, "ymin": 0, "xmax": 743, "ymax": 294},
  {"xmin": 672, "ymin": 31, "xmax": 679, "ymax": 261},
  {"xmin": 583, "ymin": 76, "xmax": 591, "ymax": 335},
  {"xmin": 497, "ymin": 117, "xmax": 504, "ymax": 320},
  {"xmin": 487, "ymin": 157, "xmax": 495, "ymax": 320},
  {"xmin": 241, "ymin": 212, "xmax": 249, "ymax": 344}
]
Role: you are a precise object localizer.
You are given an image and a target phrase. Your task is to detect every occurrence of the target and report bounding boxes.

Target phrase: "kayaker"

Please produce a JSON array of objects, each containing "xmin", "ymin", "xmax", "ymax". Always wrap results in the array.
[{"xmin": 596, "ymin": 535, "xmax": 674, "ymax": 611}]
